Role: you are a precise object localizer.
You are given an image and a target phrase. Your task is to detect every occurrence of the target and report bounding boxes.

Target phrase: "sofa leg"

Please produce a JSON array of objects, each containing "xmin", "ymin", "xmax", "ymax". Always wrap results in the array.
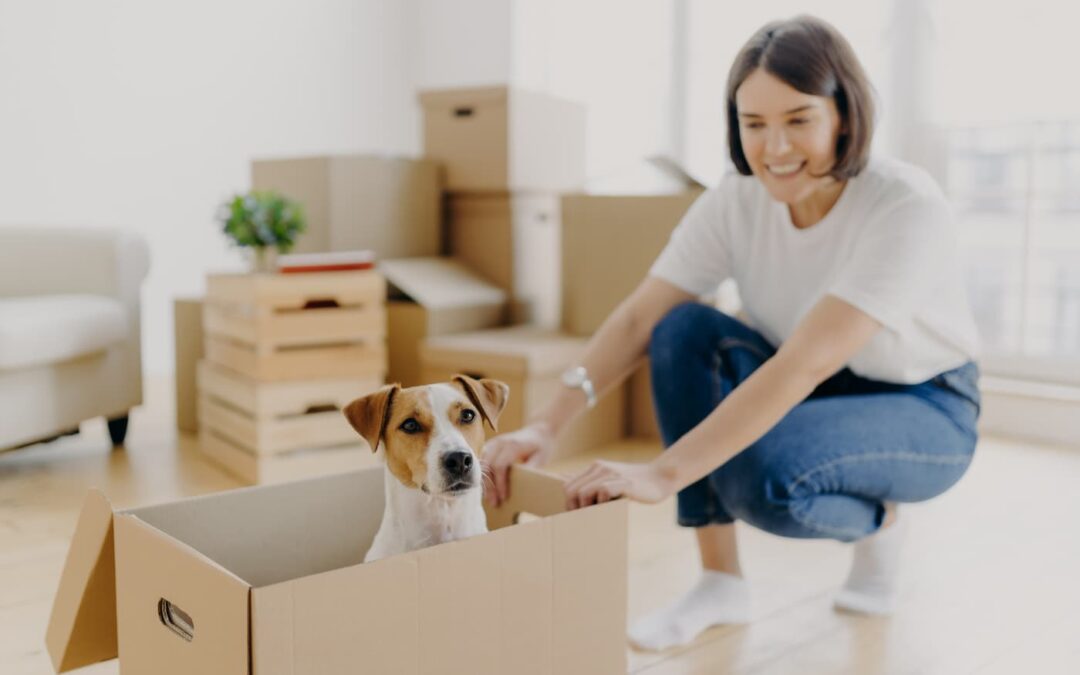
[{"xmin": 107, "ymin": 415, "xmax": 129, "ymax": 448}]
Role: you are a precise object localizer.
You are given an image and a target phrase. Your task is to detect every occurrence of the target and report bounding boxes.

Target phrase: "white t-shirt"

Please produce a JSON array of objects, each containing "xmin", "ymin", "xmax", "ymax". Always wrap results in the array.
[{"xmin": 649, "ymin": 156, "xmax": 979, "ymax": 384}]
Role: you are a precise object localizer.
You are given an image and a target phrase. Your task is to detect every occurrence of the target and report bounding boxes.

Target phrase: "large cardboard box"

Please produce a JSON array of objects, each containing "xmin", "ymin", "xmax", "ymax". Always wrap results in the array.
[
  {"xmin": 419, "ymin": 326, "xmax": 625, "ymax": 459},
  {"xmin": 251, "ymin": 155, "xmax": 442, "ymax": 258},
  {"xmin": 446, "ymin": 192, "xmax": 561, "ymax": 328},
  {"xmin": 45, "ymin": 466, "xmax": 629, "ymax": 674},
  {"xmin": 560, "ymin": 190, "xmax": 702, "ymax": 337},
  {"xmin": 626, "ymin": 363, "xmax": 661, "ymax": 439},
  {"xmin": 173, "ymin": 297, "xmax": 204, "ymax": 433},
  {"xmin": 381, "ymin": 258, "xmax": 508, "ymax": 387},
  {"xmin": 419, "ymin": 86, "xmax": 586, "ymax": 192}
]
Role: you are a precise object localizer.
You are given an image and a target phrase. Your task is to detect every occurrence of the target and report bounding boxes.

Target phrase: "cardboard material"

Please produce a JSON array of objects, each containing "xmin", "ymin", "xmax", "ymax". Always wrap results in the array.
[
  {"xmin": 446, "ymin": 192, "xmax": 561, "ymax": 329},
  {"xmin": 251, "ymin": 154, "xmax": 442, "ymax": 258},
  {"xmin": 561, "ymin": 192, "xmax": 701, "ymax": 336},
  {"xmin": 380, "ymin": 258, "xmax": 508, "ymax": 387},
  {"xmin": 419, "ymin": 326, "xmax": 624, "ymax": 458},
  {"xmin": 173, "ymin": 297, "xmax": 204, "ymax": 433},
  {"xmin": 46, "ymin": 466, "xmax": 628, "ymax": 674},
  {"xmin": 44, "ymin": 491, "xmax": 117, "ymax": 673},
  {"xmin": 419, "ymin": 86, "xmax": 586, "ymax": 192},
  {"xmin": 627, "ymin": 362, "xmax": 661, "ymax": 439}
]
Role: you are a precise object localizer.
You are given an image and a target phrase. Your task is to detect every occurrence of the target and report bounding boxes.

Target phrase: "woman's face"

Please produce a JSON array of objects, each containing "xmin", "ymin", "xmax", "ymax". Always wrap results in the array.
[{"xmin": 735, "ymin": 68, "xmax": 844, "ymax": 207}]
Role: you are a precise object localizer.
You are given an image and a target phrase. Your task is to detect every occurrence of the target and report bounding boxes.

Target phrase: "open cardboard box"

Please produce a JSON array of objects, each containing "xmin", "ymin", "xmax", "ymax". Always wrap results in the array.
[
  {"xmin": 381, "ymin": 257, "xmax": 509, "ymax": 388},
  {"xmin": 45, "ymin": 466, "xmax": 627, "ymax": 674}
]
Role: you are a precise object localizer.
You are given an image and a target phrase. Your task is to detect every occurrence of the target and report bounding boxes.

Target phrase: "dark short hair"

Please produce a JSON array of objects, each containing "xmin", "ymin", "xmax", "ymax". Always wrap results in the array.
[{"xmin": 726, "ymin": 15, "xmax": 875, "ymax": 180}]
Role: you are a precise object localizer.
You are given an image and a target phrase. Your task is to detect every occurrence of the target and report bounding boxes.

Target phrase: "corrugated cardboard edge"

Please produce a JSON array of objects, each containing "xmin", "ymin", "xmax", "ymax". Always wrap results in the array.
[{"xmin": 45, "ymin": 489, "xmax": 119, "ymax": 673}]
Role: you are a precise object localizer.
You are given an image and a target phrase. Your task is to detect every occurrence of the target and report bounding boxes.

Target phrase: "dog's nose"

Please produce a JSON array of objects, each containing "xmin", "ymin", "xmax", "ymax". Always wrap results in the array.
[{"xmin": 442, "ymin": 451, "xmax": 473, "ymax": 477}]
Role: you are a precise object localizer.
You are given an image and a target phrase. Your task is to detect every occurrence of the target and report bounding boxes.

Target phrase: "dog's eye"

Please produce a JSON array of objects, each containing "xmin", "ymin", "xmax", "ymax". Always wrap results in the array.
[
  {"xmin": 399, "ymin": 418, "xmax": 422, "ymax": 434},
  {"xmin": 460, "ymin": 409, "xmax": 476, "ymax": 424}
]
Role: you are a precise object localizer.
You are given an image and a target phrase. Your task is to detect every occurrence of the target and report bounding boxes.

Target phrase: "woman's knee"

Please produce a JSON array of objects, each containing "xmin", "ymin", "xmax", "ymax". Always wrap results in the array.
[
  {"xmin": 649, "ymin": 302, "xmax": 734, "ymax": 368},
  {"xmin": 711, "ymin": 449, "xmax": 802, "ymax": 527}
]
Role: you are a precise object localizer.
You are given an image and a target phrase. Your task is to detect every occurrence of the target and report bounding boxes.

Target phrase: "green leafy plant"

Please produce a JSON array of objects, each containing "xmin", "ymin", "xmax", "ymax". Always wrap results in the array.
[{"xmin": 217, "ymin": 191, "xmax": 306, "ymax": 253}]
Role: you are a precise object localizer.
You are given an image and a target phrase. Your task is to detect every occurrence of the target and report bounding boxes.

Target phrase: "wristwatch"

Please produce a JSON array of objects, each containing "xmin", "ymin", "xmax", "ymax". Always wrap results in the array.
[{"xmin": 561, "ymin": 365, "xmax": 597, "ymax": 409}]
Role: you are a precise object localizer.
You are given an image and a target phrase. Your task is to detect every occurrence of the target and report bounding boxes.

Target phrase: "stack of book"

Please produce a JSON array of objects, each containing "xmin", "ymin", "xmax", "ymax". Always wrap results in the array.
[{"xmin": 278, "ymin": 250, "xmax": 375, "ymax": 274}]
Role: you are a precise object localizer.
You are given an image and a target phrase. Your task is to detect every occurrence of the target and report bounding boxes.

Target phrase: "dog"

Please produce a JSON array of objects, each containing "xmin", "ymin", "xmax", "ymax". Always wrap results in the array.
[{"xmin": 343, "ymin": 374, "xmax": 509, "ymax": 563}]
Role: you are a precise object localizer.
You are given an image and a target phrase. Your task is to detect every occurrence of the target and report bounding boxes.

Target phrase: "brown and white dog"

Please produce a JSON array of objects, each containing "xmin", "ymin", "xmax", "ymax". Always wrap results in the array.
[{"xmin": 343, "ymin": 374, "xmax": 509, "ymax": 563}]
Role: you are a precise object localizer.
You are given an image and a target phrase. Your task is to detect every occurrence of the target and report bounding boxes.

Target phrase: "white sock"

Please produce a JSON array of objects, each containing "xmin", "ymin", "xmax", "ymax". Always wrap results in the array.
[
  {"xmin": 834, "ymin": 507, "xmax": 908, "ymax": 616},
  {"xmin": 628, "ymin": 570, "xmax": 752, "ymax": 651}
]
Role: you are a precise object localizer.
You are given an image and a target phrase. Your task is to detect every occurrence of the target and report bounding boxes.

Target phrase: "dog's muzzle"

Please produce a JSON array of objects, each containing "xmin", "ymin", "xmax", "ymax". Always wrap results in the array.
[{"xmin": 441, "ymin": 450, "xmax": 474, "ymax": 490}]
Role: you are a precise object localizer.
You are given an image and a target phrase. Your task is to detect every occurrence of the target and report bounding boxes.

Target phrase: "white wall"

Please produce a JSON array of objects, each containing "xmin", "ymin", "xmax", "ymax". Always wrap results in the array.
[
  {"xmin": 414, "ymin": 0, "xmax": 678, "ymax": 190},
  {"xmin": 0, "ymin": 0, "xmax": 421, "ymax": 375},
  {"xmin": 413, "ymin": 0, "xmax": 512, "ymax": 88}
]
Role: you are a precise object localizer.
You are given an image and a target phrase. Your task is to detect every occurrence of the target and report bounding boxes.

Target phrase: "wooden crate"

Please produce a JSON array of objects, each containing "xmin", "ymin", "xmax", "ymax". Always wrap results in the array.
[
  {"xmin": 203, "ymin": 270, "xmax": 387, "ymax": 381},
  {"xmin": 196, "ymin": 361, "xmax": 380, "ymax": 455},
  {"xmin": 198, "ymin": 427, "xmax": 376, "ymax": 485},
  {"xmin": 196, "ymin": 360, "xmax": 381, "ymax": 484}
]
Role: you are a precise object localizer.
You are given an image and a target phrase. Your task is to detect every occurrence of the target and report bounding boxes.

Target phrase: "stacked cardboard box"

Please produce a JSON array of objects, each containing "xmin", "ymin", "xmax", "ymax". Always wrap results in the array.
[
  {"xmin": 412, "ymin": 87, "xmax": 632, "ymax": 436},
  {"xmin": 560, "ymin": 168, "xmax": 705, "ymax": 439},
  {"xmin": 197, "ymin": 270, "xmax": 386, "ymax": 483},
  {"xmin": 251, "ymin": 155, "xmax": 442, "ymax": 259},
  {"xmin": 421, "ymin": 86, "xmax": 585, "ymax": 329},
  {"xmin": 380, "ymin": 257, "xmax": 508, "ymax": 387}
]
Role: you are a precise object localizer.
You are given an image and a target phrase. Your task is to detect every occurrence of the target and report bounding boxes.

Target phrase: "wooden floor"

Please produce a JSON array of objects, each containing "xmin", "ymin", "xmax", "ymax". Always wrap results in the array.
[{"xmin": 2, "ymin": 377, "xmax": 1079, "ymax": 674}]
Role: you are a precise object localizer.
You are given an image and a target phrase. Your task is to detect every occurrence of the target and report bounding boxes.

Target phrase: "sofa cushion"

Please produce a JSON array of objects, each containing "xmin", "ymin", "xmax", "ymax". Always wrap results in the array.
[{"xmin": 0, "ymin": 295, "xmax": 128, "ymax": 370}]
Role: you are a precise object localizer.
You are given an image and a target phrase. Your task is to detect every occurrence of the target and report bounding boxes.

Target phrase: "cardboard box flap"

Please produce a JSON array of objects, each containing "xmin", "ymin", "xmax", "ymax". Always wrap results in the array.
[
  {"xmin": 45, "ymin": 489, "xmax": 119, "ymax": 673},
  {"xmin": 485, "ymin": 464, "xmax": 568, "ymax": 530},
  {"xmin": 418, "ymin": 86, "xmax": 509, "ymax": 110},
  {"xmin": 380, "ymin": 257, "xmax": 507, "ymax": 311},
  {"xmin": 421, "ymin": 326, "xmax": 587, "ymax": 379},
  {"xmin": 645, "ymin": 155, "xmax": 705, "ymax": 189}
]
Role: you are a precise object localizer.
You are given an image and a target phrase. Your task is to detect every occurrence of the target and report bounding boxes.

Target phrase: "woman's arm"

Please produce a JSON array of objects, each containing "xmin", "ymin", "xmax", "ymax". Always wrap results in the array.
[
  {"xmin": 531, "ymin": 277, "xmax": 696, "ymax": 435},
  {"xmin": 485, "ymin": 277, "xmax": 696, "ymax": 505},
  {"xmin": 564, "ymin": 294, "xmax": 885, "ymax": 508}
]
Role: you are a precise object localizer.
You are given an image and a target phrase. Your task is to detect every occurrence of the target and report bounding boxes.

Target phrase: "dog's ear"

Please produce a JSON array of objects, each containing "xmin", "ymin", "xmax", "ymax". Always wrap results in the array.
[
  {"xmin": 452, "ymin": 374, "xmax": 509, "ymax": 432},
  {"xmin": 343, "ymin": 384, "xmax": 400, "ymax": 452}
]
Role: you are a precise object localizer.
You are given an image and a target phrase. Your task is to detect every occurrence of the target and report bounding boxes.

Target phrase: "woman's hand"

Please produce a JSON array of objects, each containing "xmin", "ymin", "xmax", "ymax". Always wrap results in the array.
[
  {"xmin": 482, "ymin": 421, "xmax": 557, "ymax": 507},
  {"xmin": 564, "ymin": 459, "xmax": 676, "ymax": 510}
]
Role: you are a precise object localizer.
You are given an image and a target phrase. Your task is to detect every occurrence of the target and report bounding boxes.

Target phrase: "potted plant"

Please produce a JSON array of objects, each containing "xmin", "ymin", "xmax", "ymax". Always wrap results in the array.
[{"xmin": 217, "ymin": 190, "xmax": 306, "ymax": 273}]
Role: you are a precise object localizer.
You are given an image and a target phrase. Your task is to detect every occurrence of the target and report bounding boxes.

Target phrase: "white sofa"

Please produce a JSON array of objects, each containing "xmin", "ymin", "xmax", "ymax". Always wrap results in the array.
[{"xmin": 0, "ymin": 226, "xmax": 150, "ymax": 451}]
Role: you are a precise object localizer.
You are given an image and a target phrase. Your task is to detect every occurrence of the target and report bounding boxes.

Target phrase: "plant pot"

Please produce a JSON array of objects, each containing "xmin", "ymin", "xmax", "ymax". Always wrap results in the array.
[{"xmin": 249, "ymin": 247, "xmax": 278, "ymax": 274}]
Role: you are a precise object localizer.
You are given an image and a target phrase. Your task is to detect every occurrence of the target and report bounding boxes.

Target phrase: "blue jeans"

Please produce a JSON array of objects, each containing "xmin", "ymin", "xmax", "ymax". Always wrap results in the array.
[{"xmin": 649, "ymin": 302, "xmax": 980, "ymax": 543}]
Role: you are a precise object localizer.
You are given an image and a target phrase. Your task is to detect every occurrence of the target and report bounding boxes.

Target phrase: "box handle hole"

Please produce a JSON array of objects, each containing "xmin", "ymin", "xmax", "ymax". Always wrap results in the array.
[
  {"xmin": 158, "ymin": 598, "xmax": 195, "ymax": 642},
  {"xmin": 453, "ymin": 107, "xmax": 474, "ymax": 118},
  {"xmin": 302, "ymin": 298, "xmax": 341, "ymax": 310}
]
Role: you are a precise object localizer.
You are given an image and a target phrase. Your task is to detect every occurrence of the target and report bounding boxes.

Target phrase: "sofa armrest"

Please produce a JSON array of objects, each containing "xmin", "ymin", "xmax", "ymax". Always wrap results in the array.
[{"xmin": 0, "ymin": 226, "xmax": 150, "ymax": 304}]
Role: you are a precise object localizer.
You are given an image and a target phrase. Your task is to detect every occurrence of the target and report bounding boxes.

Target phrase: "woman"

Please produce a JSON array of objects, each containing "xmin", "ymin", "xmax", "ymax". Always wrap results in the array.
[{"xmin": 483, "ymin": 15, "xmax": 980, "ymax": 651}]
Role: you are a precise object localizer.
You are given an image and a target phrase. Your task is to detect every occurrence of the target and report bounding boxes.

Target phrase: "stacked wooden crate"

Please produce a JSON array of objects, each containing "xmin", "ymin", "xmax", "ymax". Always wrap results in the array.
[{"xmin": 197, "ymin": 270, "xmax": 386, "ymax": 484}]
